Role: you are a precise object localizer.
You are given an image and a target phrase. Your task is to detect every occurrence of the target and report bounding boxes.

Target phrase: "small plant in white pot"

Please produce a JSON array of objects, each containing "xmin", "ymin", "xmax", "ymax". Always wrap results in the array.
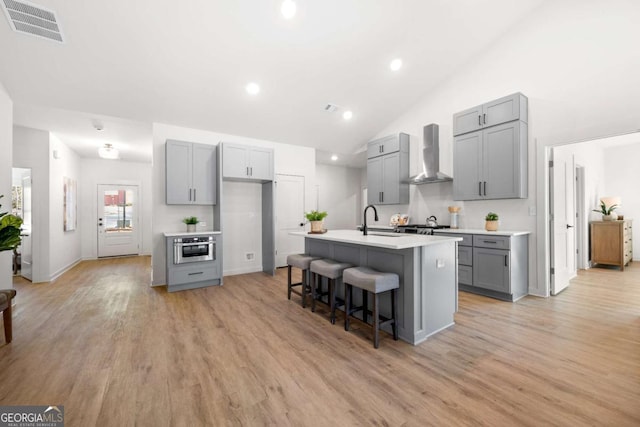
[
  {"xmin": 592, "ymin": 200, "xmax": 618, "ymax": 221},
  {"xmin": 485, "ymin": 212, "xmax": 499, "ymax": 232},
  {"xmin": 305, "ymin": 210, "xmax": 328, "ymax": 233},
  {"xmin": 183, "ymin": 216, "xmax": 199, "ymax": 232}
]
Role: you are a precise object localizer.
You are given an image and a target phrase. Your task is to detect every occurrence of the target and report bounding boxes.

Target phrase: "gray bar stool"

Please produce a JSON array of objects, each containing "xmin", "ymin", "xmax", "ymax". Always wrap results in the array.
[
  {"xmin": 343, "ymin": 266, "xmax": 399, "ymax": 348},
  {"xmin": 287, "ymin": 254, "xmax": 321, "ymax": 308},
  {"xmin": 309, "ymin": 259, "xmax": 353, "ymax": 324}
]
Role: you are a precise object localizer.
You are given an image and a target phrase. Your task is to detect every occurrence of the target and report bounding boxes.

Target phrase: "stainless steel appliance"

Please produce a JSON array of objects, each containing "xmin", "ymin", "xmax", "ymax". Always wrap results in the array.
[
  {"xmin": 405, "ymin": 124, "xmax": 453, "ymax": 184},
  {"xmin": 395, "ymin": 224, "xmax": 451, "ymax": 235},
  {"xmin": 173, "ymin": 236, "xmax": 215, "ymax": 264}
]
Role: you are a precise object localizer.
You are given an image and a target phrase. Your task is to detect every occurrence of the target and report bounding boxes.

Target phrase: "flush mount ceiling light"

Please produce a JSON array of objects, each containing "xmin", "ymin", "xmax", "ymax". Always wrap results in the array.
[
  {"xmin": 281, "ymin": 0, "xmax": 296, "ymax": 19},
  {"xmin": 342, "ymin": 110, "xmax": 353, "ymax": 120},
  {"xmin": 98, "ymin": 143, "xmax": 119, "ymax": 160},
  {"xmin": 390, "ymin": 58, "xmax": 403, "ymax": 71},
  {"xmin": 246, "ymin": 82, "xmax": 260, "ymax": 95},
  {"xmin": 331, "ymin": 155, "xmax": 338, "ymax": 161}
]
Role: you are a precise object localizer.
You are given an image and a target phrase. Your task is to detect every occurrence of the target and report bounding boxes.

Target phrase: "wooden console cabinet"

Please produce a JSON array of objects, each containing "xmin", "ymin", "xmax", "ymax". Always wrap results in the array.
[{"xmin": 590, "ymin": 220, "xmax": 633, "ymax": 271}]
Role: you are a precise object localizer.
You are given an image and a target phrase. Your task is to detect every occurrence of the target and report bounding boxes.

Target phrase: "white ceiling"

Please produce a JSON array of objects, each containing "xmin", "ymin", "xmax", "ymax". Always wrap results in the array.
[{"xmin": 1, "ymin": 0, "xmax": 546, "ymax": 163}]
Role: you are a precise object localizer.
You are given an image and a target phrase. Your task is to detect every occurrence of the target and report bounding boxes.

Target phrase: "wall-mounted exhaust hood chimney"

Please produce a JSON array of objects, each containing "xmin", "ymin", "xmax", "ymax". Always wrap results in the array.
[{"xmin": 405, "ymin": 124, "xmax": 453, "ymax": 184}]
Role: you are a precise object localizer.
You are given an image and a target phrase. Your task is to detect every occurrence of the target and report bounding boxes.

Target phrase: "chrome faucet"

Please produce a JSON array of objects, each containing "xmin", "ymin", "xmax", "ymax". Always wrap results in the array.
[{"xmin": 362, "ymin": 204, "xmax": 379, "ymax": 236}]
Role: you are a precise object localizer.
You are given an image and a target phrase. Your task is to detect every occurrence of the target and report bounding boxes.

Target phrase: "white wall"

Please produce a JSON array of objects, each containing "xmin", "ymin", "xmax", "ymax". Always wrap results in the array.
[
  {"xmin": 603, "ymin": 142, "xmax": 640, "ymax": 260},
  {"xmin": 79, "ymin": 159, "xmax": 153, "ymax": 259},
  {"xmin": 49, "ymin": 134, "xmax": 82, "ymax": 280},
  {"xmin": 0, "ymin": 81, "xmax": 12, "ymax": 285},
  {"xmin": 369, "ymin": 0, "xmax": 640, "ymax": 295},
  {"xmin": 152, "ymin": 123, "xmax": 316, "ymax": 285},
  {"xmin": 316, "ymin": 164, "xmax": 361, "ymax": 229},
  {"xmin": 12, "ymin": 126, "xmax": 50, "ymax": 283}
]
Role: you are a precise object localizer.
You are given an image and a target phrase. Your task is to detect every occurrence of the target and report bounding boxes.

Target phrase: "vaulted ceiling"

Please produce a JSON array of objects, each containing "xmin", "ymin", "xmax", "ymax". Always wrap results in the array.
[{"xmin": 1, "ymin": 0, "xmax": 546, "ymax": 162}]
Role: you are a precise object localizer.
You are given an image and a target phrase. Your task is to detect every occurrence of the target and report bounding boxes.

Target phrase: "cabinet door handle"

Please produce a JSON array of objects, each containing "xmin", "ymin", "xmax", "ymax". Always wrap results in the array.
[
  {"xmin": 381, "ymin": 192, "xmax": 384, "ymax": 203},
  {"xmin": 478, "ymin": 182, "xmax": 482, "ymax": 196},
  {"xmin": 189, "ymin": 188, "xmax": 192, "ymax": 201},
  {"xmin": 504, "ymin": 255, "xmax": 508, "ymax": 267},
  {"xmin": 188, "ymin": 271, "xmax": 204, "ymax": 276},
  {"xmin": 484, "ymin": 181, "xmax": 487, "ymax": 196},
  {"xmin": 483, "ymin": 113, "xmax": 486, "ymax": 124},
  {"xmin": 250, "ymin": 167, "xmax": 253, "ymax": 176},
  {"xmin": 246, "ymin": 166, "xmax": 249, "ymax": 176},
  {"xmin": 193, "ymin": 188, "xmax": 196, "ymax": 201},
  {"xmin": 478, "ymin": 115, "xmax": 481, "ymax": 126}
]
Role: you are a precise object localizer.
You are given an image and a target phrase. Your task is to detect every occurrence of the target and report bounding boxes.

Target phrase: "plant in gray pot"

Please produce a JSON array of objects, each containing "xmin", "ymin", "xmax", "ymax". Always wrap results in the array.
[{"xmin": 183, "ymin": 216, "xmax": 199, "ymax": 233}]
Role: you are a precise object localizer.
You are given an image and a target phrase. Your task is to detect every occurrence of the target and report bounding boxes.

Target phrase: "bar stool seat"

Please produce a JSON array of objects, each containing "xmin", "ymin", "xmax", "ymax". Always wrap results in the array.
[
  {"xmin": 343, "ymin": 266, "xmax": 399, "ymax": 348},
  {"xmin": 310, "ymin": 259, "xmax": 352, "ymax": 324},
  {"xmin": 287, "ymin": 254, "xmax": 321, "ymax": 308}
]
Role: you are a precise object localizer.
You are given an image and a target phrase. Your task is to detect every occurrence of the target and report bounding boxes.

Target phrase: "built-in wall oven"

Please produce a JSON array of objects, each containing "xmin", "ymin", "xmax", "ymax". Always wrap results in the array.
[{"xmin": 173, "ymin": 236, "xmax": 215, "ymax": 264}]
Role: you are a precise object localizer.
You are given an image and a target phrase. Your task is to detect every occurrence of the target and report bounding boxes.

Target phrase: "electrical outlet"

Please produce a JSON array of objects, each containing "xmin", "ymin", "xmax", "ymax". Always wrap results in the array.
[
  {"xmin": 436, "ymin": 259, "xmax": 445, "ymax": 269},
  {"xmin": 245, "ymin": 252, "xmax": 255, "ymax": 261}
]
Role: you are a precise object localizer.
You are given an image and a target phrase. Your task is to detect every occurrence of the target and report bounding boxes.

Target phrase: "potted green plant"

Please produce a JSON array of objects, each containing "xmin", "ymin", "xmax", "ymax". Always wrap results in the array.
[
  {"xmin": 485, "ymin": 212, "xmax": 499, "ymax": 232},
  {"xmin": 183, "ymin": 216, "xmax": 199, "ymax": 232},
  {"xmin": 305, "ymin": 210, "xmax": 328, "ymax": 233},
  {"xmin": 0, "ymin": 195, "xmax": 23, "ymax": 252},
  {"xmin": 592, "ymin": 200, "xmax": 618, "ymax": 221}
]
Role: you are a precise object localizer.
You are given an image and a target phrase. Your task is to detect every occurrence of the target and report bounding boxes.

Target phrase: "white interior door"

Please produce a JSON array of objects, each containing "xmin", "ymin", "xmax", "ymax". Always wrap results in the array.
[
  {"xmin": 97, "ymin": 184, "xmax": 140, "ymax": 257},
  {"xmin": 550, "ymin": 150, "xmax": 577, "ymax": 295},
  {"xmin": 275, "ymin": 174, "xmax": 305, "ymax": 267},
  {"xmin": 20, "ymin": 172, "xmax": 33, "ymax": 280}
]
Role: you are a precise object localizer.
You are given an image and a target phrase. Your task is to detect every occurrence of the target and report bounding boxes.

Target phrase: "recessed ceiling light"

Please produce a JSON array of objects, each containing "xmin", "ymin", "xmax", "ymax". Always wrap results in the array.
[
  {"xmin": 246, "ymin": 82, "xmax": 260, "ymax": 95},
  {"xmin": 390, "ymin": 58, "xmax": 403, "ymax": 71},
  {"xmin": 331, "ymin": 155, "xmax": 338, "ymax": 161},
  {"xmin": 281, "ymin": 0, "xmax": 296, "ymax": 19},
  {"xmin": 343, "ymin": 111, "xmax": 353, "ymax": 120}
]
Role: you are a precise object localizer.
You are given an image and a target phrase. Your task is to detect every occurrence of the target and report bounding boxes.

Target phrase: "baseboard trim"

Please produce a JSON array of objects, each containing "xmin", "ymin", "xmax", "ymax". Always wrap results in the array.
[
  {"xmin": 223, "ymin": 266, "xmax": 263, "ymax": 276},
  {"xmin": 50, "ymin": 259, "xmax": 82, "ymax": 282}
]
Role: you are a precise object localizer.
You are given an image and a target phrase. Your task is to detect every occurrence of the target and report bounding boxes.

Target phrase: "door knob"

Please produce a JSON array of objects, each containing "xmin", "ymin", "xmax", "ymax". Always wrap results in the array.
[
  {"xmin": 566, "ymin": 224, "xmax": 574, "ymax": 229},
  {"xmin": 299, "ymin": 222, "xmax": 304, "ymax": 227}
]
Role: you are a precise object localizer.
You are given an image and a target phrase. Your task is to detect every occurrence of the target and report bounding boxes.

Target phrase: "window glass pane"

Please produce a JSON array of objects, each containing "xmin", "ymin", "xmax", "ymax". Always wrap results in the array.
[{"xmin": 103, "ymin": 189, "xmax": 134, "ymax": 233}]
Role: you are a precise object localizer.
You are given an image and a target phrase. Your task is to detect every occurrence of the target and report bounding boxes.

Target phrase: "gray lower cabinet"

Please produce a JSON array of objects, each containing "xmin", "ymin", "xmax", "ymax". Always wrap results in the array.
[
  {"xmin": 453, "ymin": 120, "xmax": 527, "ymax": 200},
  {"xmin": 453, "ymin": 92, "xmax": 528, "ymax": 136},
  {"xmin": 222, "ymin": 143, "xmax": 273, "ymax": 181},
  {"xmin": 434, "ymin": 231, "xmax": 529, "ymax": 302},
  {"xmin": 166, "ymin": 140, "xmax": 217, "ymax": 205},
  {"xmin": 366, "ymin": 133, "xmax": 409, "ymax": 205},
  {"xmin": 165, "ymin": 235, "xmax": 222, "ymax": 292}
]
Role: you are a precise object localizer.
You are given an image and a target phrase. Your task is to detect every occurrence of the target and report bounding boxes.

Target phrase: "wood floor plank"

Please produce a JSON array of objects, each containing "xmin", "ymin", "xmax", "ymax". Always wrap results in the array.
[{"xmin": 1, "ymin": 257, "xmax": 639, "ymax": 426}]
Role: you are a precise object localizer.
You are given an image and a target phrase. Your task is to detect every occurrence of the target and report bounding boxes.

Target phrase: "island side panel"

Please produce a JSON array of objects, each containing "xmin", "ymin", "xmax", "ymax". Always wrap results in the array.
[{"xmin": 416, "ymin": 241, "xmax": 457, "ymax": 343}]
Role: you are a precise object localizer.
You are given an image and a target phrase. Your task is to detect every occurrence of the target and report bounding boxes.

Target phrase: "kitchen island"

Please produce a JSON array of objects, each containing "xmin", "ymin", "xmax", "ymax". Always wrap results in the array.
[{"xmin": 291, "ymin": 230, "xmax": 462, "ymax": 345}]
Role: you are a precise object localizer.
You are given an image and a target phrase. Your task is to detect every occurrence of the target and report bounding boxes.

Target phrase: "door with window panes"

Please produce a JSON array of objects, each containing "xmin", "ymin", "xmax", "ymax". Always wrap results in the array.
[{"xmin": 97, "ymin": 185, "xmax": 140, "ymax": 257}]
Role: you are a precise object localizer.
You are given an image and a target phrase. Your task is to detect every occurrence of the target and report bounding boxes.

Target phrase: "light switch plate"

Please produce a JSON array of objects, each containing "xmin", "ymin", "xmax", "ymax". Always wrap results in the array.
[{"xmin": 436, "ymin": 259, "xmax": 445, "ymax": 269}]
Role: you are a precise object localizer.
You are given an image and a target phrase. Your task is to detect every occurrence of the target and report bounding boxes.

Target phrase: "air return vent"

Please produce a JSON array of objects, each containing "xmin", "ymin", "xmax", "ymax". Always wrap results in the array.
[{"xmin": 2, "ymin": 0, "xmax": 64, "ymax": 43}]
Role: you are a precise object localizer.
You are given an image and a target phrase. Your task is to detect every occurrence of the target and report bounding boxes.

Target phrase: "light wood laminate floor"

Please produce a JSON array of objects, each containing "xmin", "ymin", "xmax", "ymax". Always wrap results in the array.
[{"xmin": 1, "ymin": 257, "xmax": 639, "ymax": 426}]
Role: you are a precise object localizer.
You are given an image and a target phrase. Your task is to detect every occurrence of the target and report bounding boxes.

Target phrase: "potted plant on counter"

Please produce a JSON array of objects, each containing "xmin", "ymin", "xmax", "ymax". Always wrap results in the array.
[
  {"xmin": 183, "ymin": 216, "xmax": 199, "ymax": 233},
  {"xmin": 485, "ymin": 212, "xmax": 499, "ymax": 232},
  {"xmin": 305, "ymin": 210, "xmax": 328, "ymax": 233}
]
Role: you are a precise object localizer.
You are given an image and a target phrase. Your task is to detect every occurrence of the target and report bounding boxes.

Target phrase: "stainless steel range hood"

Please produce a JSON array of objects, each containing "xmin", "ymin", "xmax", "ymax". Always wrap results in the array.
[{"xmin": 406, "ymin": 124, "xmax": 453, "ymax": 184}]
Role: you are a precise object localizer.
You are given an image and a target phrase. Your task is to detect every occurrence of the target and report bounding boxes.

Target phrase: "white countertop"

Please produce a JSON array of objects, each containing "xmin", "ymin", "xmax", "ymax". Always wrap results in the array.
[
  {"xmin": 433, "ymin": 228, "xmax": 531, "ymax": 237},
  {"xmin": 164, "ymin": 231, "xmax": 222, "ymax": 237},
  {"xmin": 290, "ymin": 229, "xmax": 461, "ymax": 250}
]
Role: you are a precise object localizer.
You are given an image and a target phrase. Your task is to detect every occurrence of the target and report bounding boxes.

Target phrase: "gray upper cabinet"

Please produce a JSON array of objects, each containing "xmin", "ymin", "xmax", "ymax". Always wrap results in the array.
[
  {"xmin": 453, "ymin": 92, "xmax": 528, "ymax": 201},
  {"xmin": 367, "ymin": 134, "xmax": 401, "ymax": 159},
  {"xmin": 366, "ymin": 133, "xmax": 409, "ymax": 205},
  {"xmin": 453, "ymin": 121, "xmax": 527, "ymax": 200},
  {"xmin": 166, "ymin": 140, "xmax": 217, "ymax": 205},
  {"xmin": 453, "ymin": 93, "xmax": 528, "ymax": 136},
  {"xmin": 222, "ymin": 143, "xmax": 274, "ymax": 182}
]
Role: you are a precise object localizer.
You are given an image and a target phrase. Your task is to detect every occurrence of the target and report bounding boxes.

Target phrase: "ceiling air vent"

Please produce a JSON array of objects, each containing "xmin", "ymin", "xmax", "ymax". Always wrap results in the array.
[
  {"xmin": 1, "ymin": 0, "xmax": 64, "ymax": 43},
  {"xmin": 324, "ymin": 104, "xmax": 339, "ymax": 113}
]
